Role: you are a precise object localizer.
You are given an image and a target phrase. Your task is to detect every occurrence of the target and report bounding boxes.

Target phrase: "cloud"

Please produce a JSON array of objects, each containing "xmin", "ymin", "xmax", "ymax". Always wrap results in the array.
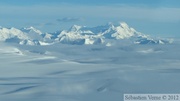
[
  {"xmin": 44, "ymin": 22, "xmax": 56, "ymax": 26},
  {"xmin": 26, "ymin": 22, "xmax": 56, "ymax": 26},
  {"xmin": 57, "ymin": 17, "xmax": 83, "ymax": 22}
]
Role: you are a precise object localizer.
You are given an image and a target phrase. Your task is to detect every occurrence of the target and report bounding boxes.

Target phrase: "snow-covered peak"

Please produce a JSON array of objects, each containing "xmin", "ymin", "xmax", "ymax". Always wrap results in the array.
[
  {"xmin": 0, "ymin": 27, "xmax": 28, "ymax": 41},
  {"xmin": 54, "ymin": 22, "xmax": 172, "ymax": 45},
  {"xmin": 0, "ymin": 22, "xmax": 172, "ymax": 46},
  {"xmin": 69, "ymin": 25, "xmax": 83, "ymax": 32},
  {"xmin": 21, "ymin": 26, "xmax": 42, "ymax": 35},
  {"xmin": 96, "ymin": 22, "xmax": 138, "ymax": 39},
  {"xmin": 120, "ymin": 22, "xmax": 129, "ymax": 29},
  {"xmin": 21, "ymin": 26, "xmax": 43, "ymax": 41}
]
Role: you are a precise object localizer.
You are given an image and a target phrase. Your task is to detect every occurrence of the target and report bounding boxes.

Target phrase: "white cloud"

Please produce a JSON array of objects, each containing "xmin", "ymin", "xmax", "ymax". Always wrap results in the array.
[{"xmin": 57, "ymin": 17, "xmax": 83, "ymax": 22}]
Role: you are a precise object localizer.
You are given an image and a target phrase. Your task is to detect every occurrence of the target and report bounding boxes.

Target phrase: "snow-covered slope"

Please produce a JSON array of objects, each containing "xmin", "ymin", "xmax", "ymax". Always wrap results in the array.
[
  {"xmin": 0, "ymin": 27, "xmax": 44, "ymax": 45},
  {"xmin": 55, "ymin": 25, "xmax": 104, "ymax": 45},
  {"xmin": 54, "ymin": 22, "xmax": 172, "ymax": 45},
  {"xmin": 21, "ymin": 27, "xmax": 43, "ymax": 40},
  {"xmin": 0, "ymin": 22, "xmax": 172, "ymax": 46},
  {"xmin": 0, "ymin": 27, "xmax": 28, "ymax": 41}
]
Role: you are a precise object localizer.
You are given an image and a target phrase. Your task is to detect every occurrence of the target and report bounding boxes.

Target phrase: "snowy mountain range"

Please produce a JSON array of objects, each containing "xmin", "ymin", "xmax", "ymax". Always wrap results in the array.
[{"xmin": 0, "ymin": 22, "xmax": 172, "ymax": 46}]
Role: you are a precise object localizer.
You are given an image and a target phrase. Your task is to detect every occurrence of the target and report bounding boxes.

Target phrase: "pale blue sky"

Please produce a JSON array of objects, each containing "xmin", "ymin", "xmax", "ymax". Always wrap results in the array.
[{"xmin": 0, "ymin": 0, "xmax": 180, "ymax": 37}]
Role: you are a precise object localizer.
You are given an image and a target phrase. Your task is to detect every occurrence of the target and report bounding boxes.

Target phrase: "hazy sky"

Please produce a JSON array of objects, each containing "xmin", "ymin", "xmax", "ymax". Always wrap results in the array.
[{"xmin": 0, "ymin": 0, "xmax": 180, "ymax": 37}]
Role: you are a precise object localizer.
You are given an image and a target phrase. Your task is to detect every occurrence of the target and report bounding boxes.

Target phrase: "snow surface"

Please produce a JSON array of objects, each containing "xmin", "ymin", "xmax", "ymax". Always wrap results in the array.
[{"xmin": 0, "ymin": 41, "xmax": 180, "ymax": 101}]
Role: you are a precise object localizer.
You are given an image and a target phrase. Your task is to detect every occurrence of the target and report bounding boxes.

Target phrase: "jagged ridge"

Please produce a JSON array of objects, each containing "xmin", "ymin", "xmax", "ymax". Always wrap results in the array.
[{"xmin": 0, "ymin": 22, "xmax": 172, "ymax": 46}]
